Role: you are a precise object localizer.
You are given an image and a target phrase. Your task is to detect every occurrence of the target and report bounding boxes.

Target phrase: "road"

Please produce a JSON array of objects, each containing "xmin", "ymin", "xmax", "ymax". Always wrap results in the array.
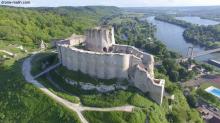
[
  {"xmin": 22, "ymin": 54, "xmax": 134, "ymax": 123},
  {"xmin": 193, "ymin": 48, "xmax": 220, "ymax": 58}
]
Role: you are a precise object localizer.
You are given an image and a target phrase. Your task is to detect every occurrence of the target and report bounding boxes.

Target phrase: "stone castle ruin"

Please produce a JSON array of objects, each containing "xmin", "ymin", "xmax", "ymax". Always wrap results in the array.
[{"xmin": 56, "ymin": 26, "xmax": 165, "ymax": 104}]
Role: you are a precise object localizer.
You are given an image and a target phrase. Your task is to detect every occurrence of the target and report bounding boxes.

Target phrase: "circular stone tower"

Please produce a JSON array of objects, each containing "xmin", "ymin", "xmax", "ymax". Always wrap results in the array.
[{"xmin": 85, "ymin": 26, "xmax": 115, "ymax": 52}]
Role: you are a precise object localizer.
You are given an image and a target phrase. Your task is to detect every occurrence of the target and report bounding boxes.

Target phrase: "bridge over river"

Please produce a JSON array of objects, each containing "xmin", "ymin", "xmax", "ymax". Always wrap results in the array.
[
  {"xmin": 186, "ymin": 47, "xmax": 220, "ymax": 59},
  {"xmin": 177, "ymin": 47, "xmax": 220, "ymax": 62}
]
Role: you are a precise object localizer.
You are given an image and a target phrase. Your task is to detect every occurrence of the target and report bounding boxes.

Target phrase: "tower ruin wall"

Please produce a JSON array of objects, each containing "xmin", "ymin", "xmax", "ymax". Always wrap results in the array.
[
  {"xmin": 85, "ymin": 26, "xmax": 115, "ymax": 52},
  {"xmin": 129, "ymin": 65, "xmax": 165, "ymax": 104},
  {"xmin": 112, "ymin": 44, "xmax": 154, "ymax": 77}
]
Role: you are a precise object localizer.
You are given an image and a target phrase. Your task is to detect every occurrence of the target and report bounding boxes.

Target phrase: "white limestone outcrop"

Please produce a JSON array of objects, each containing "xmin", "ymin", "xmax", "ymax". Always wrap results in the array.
[{"xmin": 59, "ymin": 74, "xmax": 128, "ymax": 93}]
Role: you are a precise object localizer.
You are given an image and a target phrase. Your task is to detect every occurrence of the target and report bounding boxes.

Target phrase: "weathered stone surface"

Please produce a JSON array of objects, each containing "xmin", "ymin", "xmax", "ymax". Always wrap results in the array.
[
  {"xmin": 129, "ymin": 65, "xmax": 165, "ymax": 104},
  {"xmin": 59, "ymin": 46, "xmax": 130, "ymax": 80},
  {"xmin": 61, "ymin": 75, "xmax": 128, "ymax": 93},
  {"xmin": 112, "ymin": 44, "xmax": 155, "ymax": 77},
  {"xmin": 85, "ymin": 26, "xmax": 115, "ymax": 52}
]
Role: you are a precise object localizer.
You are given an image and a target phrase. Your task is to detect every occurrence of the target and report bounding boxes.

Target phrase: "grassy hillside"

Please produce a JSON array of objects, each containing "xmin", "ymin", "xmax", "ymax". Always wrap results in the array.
[
  {"xmin": 0, "ymin": 6, "xmax": 121, "ymax": 47},
  {"xmin": 0, "ymin": 50, "xmax": 81, "ymax": 122},
  {"xmin": 0, "ymin": 6, "xmax": 120, "ymax": 123},
  {"xmin": 38, "ymin": 63, "xmax": 202, "ymax": 123},
  {"xmin": 34, "ymin": 13, "xmax": 203, "ymax": 123},
  {"xmin": 0, "ymin": 6, "xmax": 204, "ymax": 123},
  {"xmin": 83, "ymin": 110, "xmax": 146, "ymax": 123}
]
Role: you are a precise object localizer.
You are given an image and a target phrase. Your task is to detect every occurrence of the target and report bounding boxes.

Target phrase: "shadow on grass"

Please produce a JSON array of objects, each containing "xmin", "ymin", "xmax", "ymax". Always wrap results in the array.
[{"xmin": 31, "ymin": 52, "xmax": 58, "ymax": 76}]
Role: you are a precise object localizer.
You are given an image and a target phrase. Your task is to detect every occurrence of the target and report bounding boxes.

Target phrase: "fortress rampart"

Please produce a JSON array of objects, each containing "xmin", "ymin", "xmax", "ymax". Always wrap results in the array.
[
  {"xmin": 56, "ymin": 26, "xmax": 165, "ymax": 104},
  {"xmin": 129, "ymin": 64, "xmax": 164, "ymax": 104},
  {"xmin": 59, "ymin": 46, "xmax": 131, "ymax": 79}
]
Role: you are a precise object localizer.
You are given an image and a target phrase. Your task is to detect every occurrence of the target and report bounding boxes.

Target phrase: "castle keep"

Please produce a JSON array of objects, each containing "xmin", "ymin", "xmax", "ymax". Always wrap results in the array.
[{"xmin": 56, "ymin": 26, "xmax": 165, "ymax": 104}]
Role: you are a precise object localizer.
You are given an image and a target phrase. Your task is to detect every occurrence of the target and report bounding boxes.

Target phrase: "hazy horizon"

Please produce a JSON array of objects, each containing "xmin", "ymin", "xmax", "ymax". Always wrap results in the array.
[{"xmin": 1, "ymin": 0, "xmax": 220, "ymax": 8}]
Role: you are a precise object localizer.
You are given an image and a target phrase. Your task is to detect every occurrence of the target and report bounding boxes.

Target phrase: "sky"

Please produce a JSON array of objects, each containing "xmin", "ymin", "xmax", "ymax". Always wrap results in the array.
[{"xmin": 1, "ymin": 0, "xmax": 220, "ymax": 7}]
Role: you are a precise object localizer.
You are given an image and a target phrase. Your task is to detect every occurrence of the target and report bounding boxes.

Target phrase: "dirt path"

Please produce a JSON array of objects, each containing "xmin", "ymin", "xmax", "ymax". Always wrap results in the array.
[
  {"xmin": 22, "ymin": 54, "xmax": 134, "ymax": 123},
  {"xmin": 0, "ymin": 49, "xmax": 15, "ymax": 56}
]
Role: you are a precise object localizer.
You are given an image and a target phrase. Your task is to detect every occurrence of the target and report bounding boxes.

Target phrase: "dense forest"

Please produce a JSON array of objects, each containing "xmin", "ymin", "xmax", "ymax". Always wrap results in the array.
[
  {"xmin": 183, "ymin": 25, "xmax": 220, "ymax": 48},
  {"xmin": 0, "ymin": 6, "xmax": 121, "ymax": 47}
]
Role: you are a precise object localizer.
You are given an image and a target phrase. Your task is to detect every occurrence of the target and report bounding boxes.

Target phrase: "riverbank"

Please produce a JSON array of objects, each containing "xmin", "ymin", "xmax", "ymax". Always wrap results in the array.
[
  {"xmin": 155, "ymin": 15, "xmax": 193, "ymax": 28},
  {"xmin": 147, "ymin": 16, "xmax": 220, "ymax": 62},
  {"xmin": 155, "ymin": 15, "xmax": 220, "ymax": 49}
]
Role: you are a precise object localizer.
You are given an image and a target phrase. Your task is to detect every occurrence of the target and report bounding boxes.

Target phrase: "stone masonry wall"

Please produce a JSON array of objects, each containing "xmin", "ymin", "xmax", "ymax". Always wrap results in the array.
[
  {"xmin": 129, "ymin": 65, "xmax": 165, "ymax": 104},
  {"xmin": 113, "ymin": 44, "xmax": 154, "ymax": 77},
  {"xmin": 85, "ymin": 26, "xmax": 115, "ymax": 52},
  {"xmin": 58, "ymin": 45, "xmax": 130, "ymax": 79}
]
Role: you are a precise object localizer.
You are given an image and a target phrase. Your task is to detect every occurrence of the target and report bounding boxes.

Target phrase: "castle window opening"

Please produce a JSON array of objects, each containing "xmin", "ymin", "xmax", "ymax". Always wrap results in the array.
[{"xmin": 103, "ymin": 47, "xmax": 107, "ymax": 52}]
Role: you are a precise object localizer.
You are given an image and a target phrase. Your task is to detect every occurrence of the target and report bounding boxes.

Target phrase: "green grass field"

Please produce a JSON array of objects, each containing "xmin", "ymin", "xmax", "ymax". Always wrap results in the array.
[
  {"xmin": 0, "ymin": 44, "xmax": 81, "ymax": 123},
  {"xmin": 195, "ymin": 82, "xmax": 220, "ymax": 109},
  {"xmin": 200, "ymin": 82, "xmax": 220, "ymax": 89},
  {"xmin": 83, "ymin": 110, "xmax": 146, "ymax": 123}
]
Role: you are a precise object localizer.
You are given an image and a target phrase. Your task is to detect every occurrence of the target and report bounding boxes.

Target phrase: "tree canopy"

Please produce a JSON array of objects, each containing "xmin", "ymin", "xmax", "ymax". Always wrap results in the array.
[{"xmin": 0, "ymin": 6, "xmax": 121, "ymax": 47}]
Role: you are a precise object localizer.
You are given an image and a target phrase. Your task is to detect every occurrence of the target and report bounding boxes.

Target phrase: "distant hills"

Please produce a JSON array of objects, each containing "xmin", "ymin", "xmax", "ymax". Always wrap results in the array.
[{"xmin": 122, "ymin": 6, "xmax": 220, "ymax": 16}]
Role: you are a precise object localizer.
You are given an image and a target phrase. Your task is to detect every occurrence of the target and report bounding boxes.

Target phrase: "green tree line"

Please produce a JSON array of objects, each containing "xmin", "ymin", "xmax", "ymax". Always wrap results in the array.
[
  {"xmin": 155, "ymin": 15, "xmax": 220, "ymax": 49},
  {"xmin": 183, "ymin": 25, "xmax": 220, "ymax": 48},
  {"xmin": 0, "ymin": 6, "xmax": 121, "ymax": 47}
]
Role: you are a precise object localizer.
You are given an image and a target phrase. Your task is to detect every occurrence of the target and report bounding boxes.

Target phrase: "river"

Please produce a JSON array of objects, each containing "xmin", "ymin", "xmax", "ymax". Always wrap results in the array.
[
  {"xmin": 176, "ymin": 16, "xmax": 220, "ymax": 26},
  {"xmin": 146, "ymin": 16, "xmax": 220, "ymax": 62}
]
